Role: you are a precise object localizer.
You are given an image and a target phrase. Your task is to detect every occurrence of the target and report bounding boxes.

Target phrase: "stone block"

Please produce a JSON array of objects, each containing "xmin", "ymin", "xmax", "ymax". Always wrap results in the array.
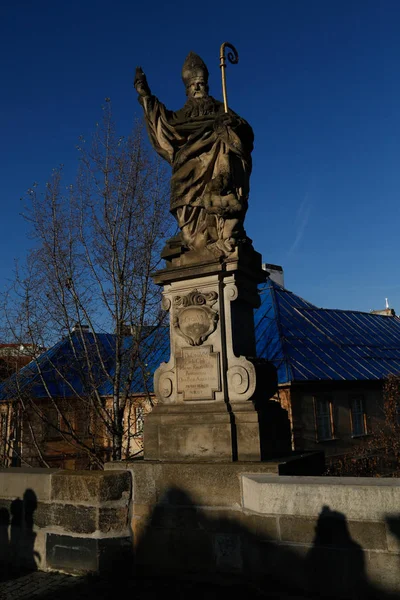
[
  {"xmin": 213, "ymin": 533, "xmax": 243, "ymax": 571},
  {"xmin": 144, "ymin": 404, "xmax": 235, "ymax": 462},
  {"xmin": 52, "ymin": 504, "xmax": 97, "ymax": 534},
  {"xmin": 347, "ymin": 520, "xmax": 387, "ymax": 551},
  {"xmin": 35, "ymin": 503, "xmax": 97, "ymax": 534},
  {"xmin": 0, "ymin": 468, "xmax": 57, "ymax": 501},
  {"xmin": 131, "ymin": 503, "xmax": 151, "ymax": 517},
  {"xmin": 33, "ymin": 503, "xmax": 129, "ymax": 535},
  {"xmin": 125, "ymin": 462, "xmax": 282, "ymax": 509},
  {"xmin": 32, "ymin": 528, "xmax": 46, "ymax": 570},
  {"xmin": 367, "ymin": 551, "xmax": 400, "ymax": 591},
  {"xmin": 31, "ymin": 502, "xmax": 51, "ymax": 530},
  {"xmin": 235, "ymin": 422, "xmax": 262, "ymax": 461},
  {"xmin": 304, "ymin": 544, "xmax": 368, "ymax": 598},
  {"xmin": 148, "ymin": 504, "xmax": 199, "ymax": 530},
  {"xmin": 385, "ymin": 516, "xmax": 400, "ymax": 553},
  {"xmin": 98, "ymin": 507, "xmax": 129, "ymax": 534},
  {"xmin": 279, "ymin": 516, "xmax": 387, "ymax": 550},
  {"xmin": 242, "ymin": 475, "xmax": 400, "ymax": 521},
  {"xmin": 46, "ymin": 533, "xmax": 132, "ymax": 574},
  {"xmin": 238, "ymin": 513, "xmax": 278, "ymax": 540},
  {"xmin": 131, "ymin": 516, "xmax": 147, "ymax": 545},
  {"xmin": 157, "ymin": 423, "xmax": 233, "ymax": 462},
  {"xmin": 241, "ymin": 536, "xmax": 308, "ymax": 590},
  {"xmin": 134, "ymin": 527, "xmax": 215, "ymax": 574},
  {"xmin": 198, "ymin": 509, "xmax": 246, "ymax": 534},
  {"xmin": 51, "ymin": 470, "xmax": 131, "ymax": 504}
]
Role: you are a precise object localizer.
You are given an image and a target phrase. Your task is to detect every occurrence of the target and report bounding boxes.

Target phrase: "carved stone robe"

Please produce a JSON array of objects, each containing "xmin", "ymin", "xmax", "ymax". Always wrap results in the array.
[{"xmin": 139, "ymin": 95, "xmax": 254, "ymax": 218}]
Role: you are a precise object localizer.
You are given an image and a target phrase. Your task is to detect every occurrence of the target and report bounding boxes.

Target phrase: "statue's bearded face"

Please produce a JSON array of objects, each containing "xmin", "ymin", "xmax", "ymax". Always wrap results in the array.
[
  {"xmin": 182, "ymin": 76, "xmax": 217, "ymax": 118},
  {"xmin": 186, "ymin": 77, "xmax": 208, "ymax": 99}
]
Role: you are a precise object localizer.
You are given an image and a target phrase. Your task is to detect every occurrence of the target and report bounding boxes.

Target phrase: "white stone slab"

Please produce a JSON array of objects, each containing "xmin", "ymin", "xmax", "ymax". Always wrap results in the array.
[{"xmin": 241, "ymin": 475, "xmax": 400, "ymax": 521}]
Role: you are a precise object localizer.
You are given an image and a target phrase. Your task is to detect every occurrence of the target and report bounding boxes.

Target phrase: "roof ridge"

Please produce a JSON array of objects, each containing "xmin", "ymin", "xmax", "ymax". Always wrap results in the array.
[{"xmin": 264, "ymin": 280, "xmax": 318, "ymax": 309}]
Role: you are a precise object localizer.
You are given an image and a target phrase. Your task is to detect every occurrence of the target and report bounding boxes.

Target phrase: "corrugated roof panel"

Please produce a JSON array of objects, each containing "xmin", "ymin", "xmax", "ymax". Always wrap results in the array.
[
  {"xmin": 0, "ymin": 327, "xmax": 170, "ymax": 401},
  {"xmin": 3, "ymin": 280, "xmax": 400, "ymax": 399},
  {"xmin": 255, "ymin": 280, "xmax": 400, "ymax": 383}
]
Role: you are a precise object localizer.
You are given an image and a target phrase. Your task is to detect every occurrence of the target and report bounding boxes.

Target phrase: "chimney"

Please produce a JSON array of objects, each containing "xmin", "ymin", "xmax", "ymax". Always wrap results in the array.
[
  {"xmin": 119, "ymin": 323, "xmax": 133, "ymax": 336},
  {"xmin": 262, "ymin": 263, "xmax": 284, "ymax": 288},
  {"xmin": 72, "ymin": 323, "xmax": 90, "ymax": 332},
  {"xmin": 370, "ymin": 299, "xmax": 396, "ymax": 317}
]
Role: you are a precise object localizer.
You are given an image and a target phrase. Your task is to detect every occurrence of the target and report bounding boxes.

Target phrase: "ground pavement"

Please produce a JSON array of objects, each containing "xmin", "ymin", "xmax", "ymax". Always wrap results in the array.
[{"xmin": 0, "ymin": 569, "xmax": 315, "ymax": 600}]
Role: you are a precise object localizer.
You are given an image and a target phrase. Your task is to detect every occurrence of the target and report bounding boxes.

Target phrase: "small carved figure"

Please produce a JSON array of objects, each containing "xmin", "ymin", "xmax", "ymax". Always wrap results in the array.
[{"xmin": 134, "ymin": 51, "xmax": 254, "ymax": 257}]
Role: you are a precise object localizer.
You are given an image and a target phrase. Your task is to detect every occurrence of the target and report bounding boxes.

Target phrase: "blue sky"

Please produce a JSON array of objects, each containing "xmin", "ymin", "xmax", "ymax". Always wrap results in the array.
[{"xmin": 1, "ymin": 0, "xmax": 400, "ymax": 314}]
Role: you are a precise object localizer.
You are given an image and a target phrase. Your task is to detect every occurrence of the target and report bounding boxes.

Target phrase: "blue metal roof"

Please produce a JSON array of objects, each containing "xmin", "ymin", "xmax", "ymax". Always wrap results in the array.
[
  {"xmin": 2, "ymin": 280, "xmax": 400, "ymax": 400},
  {"xmin": 0, "ymin": 327, "xmax": 170, "ymax": 401},
  {"xmin": 255, "ymin": 280, "xmax": 400, "ymax": 383}
]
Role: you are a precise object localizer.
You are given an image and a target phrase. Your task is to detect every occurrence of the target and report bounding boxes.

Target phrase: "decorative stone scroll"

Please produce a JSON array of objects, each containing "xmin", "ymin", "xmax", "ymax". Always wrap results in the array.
[
  {"xmin": 173, "ymin": 290, "xmax": 218, "ymax": 346},
  {"xmin": 226, "ymin": 356, "xmax": 256, "ymax": 402}
]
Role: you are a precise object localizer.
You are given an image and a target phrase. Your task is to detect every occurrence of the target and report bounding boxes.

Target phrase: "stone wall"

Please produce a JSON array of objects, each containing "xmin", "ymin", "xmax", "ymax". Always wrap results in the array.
[
  {"xmin": 3, "ymin": 462, "xmax": 400, "ymax": 597},
  {"xmin": 0, "ymin": 468, "xmax": 131, "ymax": 574},
  {"xmin": 242, "ymin": 475, "xmax": 400, "ymax": 595},
  {"xmin": 105, "ymin": 461, "xmax": 400, "ymax": 597}
]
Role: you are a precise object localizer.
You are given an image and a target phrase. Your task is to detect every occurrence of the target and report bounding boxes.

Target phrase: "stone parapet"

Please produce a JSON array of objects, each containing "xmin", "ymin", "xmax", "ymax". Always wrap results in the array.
[
  {"xmin": 240, "ymin": 474, "xmax": 400, "ymax": 595},
  {"xmin": 0, "ymin": 468, "xmax": 131, "ymax": 575},
  {"xmin": 241, "ymin": 474, "xmax": 400, "ymax": 520},
  {"xmin": 104, "ymin": 461, "xmax": 400, "ymax": 597}
]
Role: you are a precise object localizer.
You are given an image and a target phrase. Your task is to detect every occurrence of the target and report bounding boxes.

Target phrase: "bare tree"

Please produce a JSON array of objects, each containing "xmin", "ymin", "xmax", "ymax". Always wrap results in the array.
[{"xmin": 0, "ymin": 101, "xmax": 172, "ymax": 468}]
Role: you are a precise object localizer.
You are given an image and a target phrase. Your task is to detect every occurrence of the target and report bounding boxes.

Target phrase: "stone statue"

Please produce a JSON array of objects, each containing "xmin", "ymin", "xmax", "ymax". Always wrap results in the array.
[{"xmin": 134, "ymin": 52, "xmax": 254, "ymax": 257}]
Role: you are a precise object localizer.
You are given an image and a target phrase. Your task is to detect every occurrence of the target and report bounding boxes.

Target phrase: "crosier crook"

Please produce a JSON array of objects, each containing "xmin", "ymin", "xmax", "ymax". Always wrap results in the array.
[{"xmin": 219, "ymin": 42, "xmax": 239, "ymax": 113}]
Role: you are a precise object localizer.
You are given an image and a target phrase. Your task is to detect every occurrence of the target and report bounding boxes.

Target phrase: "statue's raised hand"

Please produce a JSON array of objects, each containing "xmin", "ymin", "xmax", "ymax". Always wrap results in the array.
[{"xmin": 134, "ymin": 66, "xmax": 151, "ymax": 97}]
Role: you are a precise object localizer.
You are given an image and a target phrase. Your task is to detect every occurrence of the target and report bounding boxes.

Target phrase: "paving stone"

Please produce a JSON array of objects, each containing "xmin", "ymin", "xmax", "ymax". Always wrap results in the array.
[{"xmin": 0, "ymin": 569, "xmax": 328, "ymax": 600}]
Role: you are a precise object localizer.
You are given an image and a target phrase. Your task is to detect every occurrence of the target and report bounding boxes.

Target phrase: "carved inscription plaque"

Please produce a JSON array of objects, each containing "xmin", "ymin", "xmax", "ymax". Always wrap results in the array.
[{"xmin": 176, "ymin": 345, "xmax": 221, "ymax": 400}]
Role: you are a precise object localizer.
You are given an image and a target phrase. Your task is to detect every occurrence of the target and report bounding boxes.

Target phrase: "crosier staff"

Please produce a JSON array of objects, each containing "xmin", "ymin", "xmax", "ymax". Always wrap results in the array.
[{"xmin": 219, "ymin": 42, "xmax": 239, "ymax": 113}]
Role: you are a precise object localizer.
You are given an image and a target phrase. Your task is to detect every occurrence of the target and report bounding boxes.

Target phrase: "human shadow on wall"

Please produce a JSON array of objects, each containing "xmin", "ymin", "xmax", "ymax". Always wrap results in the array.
[
  {"xmin": 0, "ymin": 488, "xmax": 40, "ymax": 582},
  {"xmin": 34, "ymin": 487, "xmax": 400, "ymax": 600},
  {"xmin": 131, "ymin": 487, "xmax": 398, "ymax": 600},
  {"xmin": 306, "ymin": 505, "xmax": 367, "ymax": 598},
  {"xmin": 385, "ymin": 515, "xmax": 400, "ymax": 593}
]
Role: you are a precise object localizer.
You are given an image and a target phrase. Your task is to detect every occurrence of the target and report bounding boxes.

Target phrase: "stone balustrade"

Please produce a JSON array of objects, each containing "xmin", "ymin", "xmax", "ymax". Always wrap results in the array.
[
  {"xmin": 0, "ymin": 468, "xmax": 131, "ymax": 574},
  {"xmin": 2, "ymin": 463, "xmax": 400, "ymax": 597}
]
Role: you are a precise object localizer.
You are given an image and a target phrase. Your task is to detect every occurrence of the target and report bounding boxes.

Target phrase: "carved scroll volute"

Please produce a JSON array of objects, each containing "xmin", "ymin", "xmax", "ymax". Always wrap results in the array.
[
  {"xmin": 158, "ymin": 371, "xmax": 174, "ymax": 401},
  {"xmin": 227, "ymin": 359, "xmax": 256, "ymax": 402},
  {"xmin": 173, "ymin": 289, "xmax": 219, "ymax": 346},
  {"xmin": 161, "ymin": 296, "xmax": 171, "ymax": 311}
]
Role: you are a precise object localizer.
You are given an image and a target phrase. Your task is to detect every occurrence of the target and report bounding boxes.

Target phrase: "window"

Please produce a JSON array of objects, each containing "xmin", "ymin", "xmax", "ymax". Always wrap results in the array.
[
  {"xmin": 44, "ymin": 408, "xmax": 62, "ymax": 440},
  {"xmin": 135, "ymin": 406, "xmax": 144, "ymax": 436},
  {"xmin": 396, "ymin": 403, "xmax": 400, "ymax": 426},
  {"xmin": 0, "ymin": 413, "xmax": 7, "ymax": 452},
  {"xmin": 315, "ymin": 397, "xmax": 334, "ymax": 441},
  {"xmin": 350, "ymin": 396, "xmax": 367, "ymax": 436},
  {"xmin": 74, "ymin": 409, "xmax": 91, "ymax": 437}
]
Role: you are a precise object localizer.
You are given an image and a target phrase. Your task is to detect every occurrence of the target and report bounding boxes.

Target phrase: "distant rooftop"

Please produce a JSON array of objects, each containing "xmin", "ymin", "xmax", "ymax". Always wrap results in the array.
[
  {"xmin": 2, "ymin": 281, "xmax": 400, "ymax": 400},
  {"xmin": 255, "ymin": 280, "xmax": 400, "ymax": 383}
]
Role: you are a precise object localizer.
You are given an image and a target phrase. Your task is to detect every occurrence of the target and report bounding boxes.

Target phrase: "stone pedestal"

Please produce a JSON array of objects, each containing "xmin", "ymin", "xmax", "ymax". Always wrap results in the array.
[{"xmin": 144, "ymin": 244, "xmax": 292, "ymax": 462}]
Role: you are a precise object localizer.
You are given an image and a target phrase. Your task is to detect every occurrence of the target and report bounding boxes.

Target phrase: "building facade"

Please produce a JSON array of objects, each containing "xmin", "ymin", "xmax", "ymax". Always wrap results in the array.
[{"xmin": 255, "ymin": 280, "xmax": 400, "ymax": 461}]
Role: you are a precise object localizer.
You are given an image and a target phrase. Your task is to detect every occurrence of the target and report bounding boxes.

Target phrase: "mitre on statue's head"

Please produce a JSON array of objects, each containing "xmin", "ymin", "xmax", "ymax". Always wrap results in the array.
[{"xmin": 182, "ymin": 52, "xmax": 209, "ymax": 86}]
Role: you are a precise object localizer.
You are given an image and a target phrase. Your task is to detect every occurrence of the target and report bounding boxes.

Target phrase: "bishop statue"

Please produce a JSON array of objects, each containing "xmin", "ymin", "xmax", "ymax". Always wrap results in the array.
[{"xmin": 134, "ymin": 51, "xmax": 254, "ymax": 257}]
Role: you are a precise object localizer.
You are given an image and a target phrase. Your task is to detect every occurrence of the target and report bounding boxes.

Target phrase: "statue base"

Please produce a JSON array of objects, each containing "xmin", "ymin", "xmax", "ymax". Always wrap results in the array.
[
  {"xmin": 145, "ymin": 243, "xmax": 293, "ymax": 462},
  {"xmin": 144, "ymin": 400, "xmax": 292, "ymax": 462}
]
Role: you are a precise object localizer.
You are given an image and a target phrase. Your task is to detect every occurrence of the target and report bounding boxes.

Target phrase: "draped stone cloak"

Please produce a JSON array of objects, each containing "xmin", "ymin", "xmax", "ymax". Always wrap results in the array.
[{"xmin": 139, "ymin": 95, "xmax": 254, "ymax": 219}]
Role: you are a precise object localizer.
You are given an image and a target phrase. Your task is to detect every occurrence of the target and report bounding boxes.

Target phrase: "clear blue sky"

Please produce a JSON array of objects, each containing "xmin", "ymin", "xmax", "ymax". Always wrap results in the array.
[{"xmin": 1, "ymin": 0, "xmax": 400, "ymax": 314}]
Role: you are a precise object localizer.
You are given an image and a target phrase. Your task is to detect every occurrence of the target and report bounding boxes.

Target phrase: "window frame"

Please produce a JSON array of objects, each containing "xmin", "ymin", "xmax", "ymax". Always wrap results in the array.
[
  {"xmin": 350, "ymin": 395, "xmax": 367, "ymax": 437},
  {"xmin": 314, "ymin": 395, "xmax": 335, "ymax": 442},
  {"xmin": 44, "ymin": 407, "xmax": 63, "ymax": 441},
  {"xmin": 134, "ymin": 406, "xmax": 144, "ymax": 438}
]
